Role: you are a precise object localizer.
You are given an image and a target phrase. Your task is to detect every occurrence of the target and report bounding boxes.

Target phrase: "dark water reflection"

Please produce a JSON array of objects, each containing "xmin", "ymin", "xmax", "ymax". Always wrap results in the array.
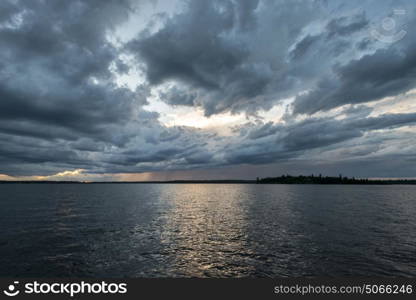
[{"xmin": 0, "ymin": 184, "xmax": 415, "ymax": 277}]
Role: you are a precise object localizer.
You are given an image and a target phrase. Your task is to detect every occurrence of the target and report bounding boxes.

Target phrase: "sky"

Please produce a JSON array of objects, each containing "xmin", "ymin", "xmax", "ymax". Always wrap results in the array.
[{"xmin": 1, "ymin": 0, "xmax": 416, "ymax": 181}]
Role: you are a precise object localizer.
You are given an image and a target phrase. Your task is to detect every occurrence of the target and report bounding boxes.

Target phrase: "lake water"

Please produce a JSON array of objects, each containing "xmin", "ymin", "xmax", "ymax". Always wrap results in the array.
[{"xmin": 0, "ymin": 184, "xmax": 415, "ymax": 277}]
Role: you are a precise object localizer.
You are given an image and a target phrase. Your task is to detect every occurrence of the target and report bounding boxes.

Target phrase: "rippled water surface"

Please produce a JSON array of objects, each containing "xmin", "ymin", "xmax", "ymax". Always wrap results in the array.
[{"xmin": 1, "ymin": 184, "xmax": 415, "ymax": 277}]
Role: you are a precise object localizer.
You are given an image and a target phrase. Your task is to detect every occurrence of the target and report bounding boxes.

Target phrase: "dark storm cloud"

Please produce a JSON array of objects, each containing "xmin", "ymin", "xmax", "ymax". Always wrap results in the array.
[
  {"xmin": 129, "ymin": 0, "xmax": 244, "ymax": 89},
  {"xmin": 0, "ymin": 0, "xmax": 155, "ymax": 175},
  {"xmin": 247, "ymin": 122, "xmax": 280, "ymax": 140},
  {"xmin": 1, "ymin": 0, "xmax": 416, "ymax": 179},
  {"xmin": 290, "ymin": 12, "xmax": 369, "ymax": 59},
  {"xmin": 159, "ymin": 87, "xmax": 198, "ymax": 106},
  {"xmin": 0, "ymin": 82, "xmax": 139, "ymax": 137},
  {"xmin": 0, "ymin": 0, "xmax": 140, "ymax": 135},
  {"xmin": 294, "ymin": 41, "xmax": 416, "ymax": 114},
  {"xmin": 290, "ymin": 35, "xmax": 320, "ymax": 60},
  {"xmin": 124, "ymin": 0, "xmax": 416, "ymax": 178},
  {"xmin": 128, "ymin": 0, "xmax": 326, "ymax": 116},
  {"xmin": 235, "ymin": 0, "xmax": 260, "ymax": 30},
  {"xmin": 325, "ymin": 13, "xmax": 369, "ymax": 39},
  {"xmin": 0, "ymin": 1, "xmax": 19, "ymax": 22},
  {"xmin": 223, "ymin": 111, "xmax": 416, "ymax": 165},
  {"xmin": 128, "ymin": 0, "xmax": 396, "ymax": 117}
]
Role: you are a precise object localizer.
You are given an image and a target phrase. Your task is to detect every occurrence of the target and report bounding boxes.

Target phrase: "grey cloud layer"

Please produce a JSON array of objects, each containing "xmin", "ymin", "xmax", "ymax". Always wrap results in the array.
[
  {"xmin": 128, "ymin": 0, "xmax": 323, "ymax": 115},
  {"xmin": 129, "ymin": 0, "xmax": 416, "ymax": 117},
  {"xmin": 1, "ymin": 0, "xmax": 416, "ymax": 178}
]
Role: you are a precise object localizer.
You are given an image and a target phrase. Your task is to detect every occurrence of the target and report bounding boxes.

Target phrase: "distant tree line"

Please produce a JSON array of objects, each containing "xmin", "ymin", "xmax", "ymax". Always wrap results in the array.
[
  {"xmin": 256, "ymin": 174, "xmax": 416, "ymax": 185},
  {"xmin": 1, "ymin": 176, "xmax": 415, "ymax": 185}
]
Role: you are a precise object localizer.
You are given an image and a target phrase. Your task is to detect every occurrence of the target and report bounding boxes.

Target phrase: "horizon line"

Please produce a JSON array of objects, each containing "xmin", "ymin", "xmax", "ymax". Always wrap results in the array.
[{"xmin": 1, "ymin": 175, "xmax": 416, "ymax": 184}]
